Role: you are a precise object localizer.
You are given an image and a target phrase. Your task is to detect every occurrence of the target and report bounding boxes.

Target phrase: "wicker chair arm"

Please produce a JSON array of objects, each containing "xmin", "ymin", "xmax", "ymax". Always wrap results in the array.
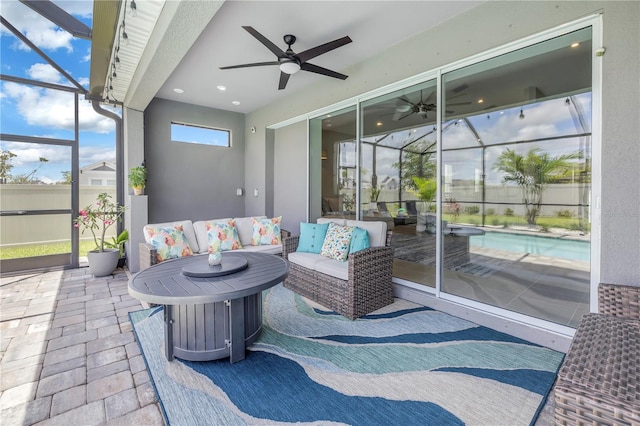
[
  {"xmin": 348, "ymin": 245, "xmax": 394, "ymax": 281},
  {"xmin": 139, "ymin": 242, "xmax": 158, "ymax": 271},
  {"xmin": 282, "ymin": 235, "xmax": 300, "ymax": 260},
  {"xmin": 280, "ymin": 228, "xmax": 292, "ymax": 239},
  {"xmin": 598, "ymin": 283, "xmax": 640, "ymax": 320}
]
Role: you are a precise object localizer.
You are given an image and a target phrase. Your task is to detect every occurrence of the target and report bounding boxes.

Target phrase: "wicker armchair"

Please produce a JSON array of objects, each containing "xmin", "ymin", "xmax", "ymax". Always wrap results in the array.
[
  {"xmin": 555, "ymin": 283, "xmax": 640, "ymax": 425},
  {"xmin": 282, "ymin": 230, "xmax": 394, "ymax": 320}
]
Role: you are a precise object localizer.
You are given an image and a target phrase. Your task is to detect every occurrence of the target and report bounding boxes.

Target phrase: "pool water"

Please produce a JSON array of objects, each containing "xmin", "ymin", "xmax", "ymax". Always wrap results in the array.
[{"xmin": 470, "ymin": 231, "xmax": 590, "ymax": 262}]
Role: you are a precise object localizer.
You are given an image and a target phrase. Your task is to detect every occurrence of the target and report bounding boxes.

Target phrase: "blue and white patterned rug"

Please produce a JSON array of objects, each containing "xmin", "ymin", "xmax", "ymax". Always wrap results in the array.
[{"xmin": 130, "ymin": 284, "xmax": 563, "ymax": 425}]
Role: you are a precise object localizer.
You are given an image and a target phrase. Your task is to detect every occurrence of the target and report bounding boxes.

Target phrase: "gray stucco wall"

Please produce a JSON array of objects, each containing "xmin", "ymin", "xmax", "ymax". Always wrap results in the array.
[
  {"xmin": 245, "ymin": 1, "xmax": 640, "ymax": 285},
  {"xmin": 273, "ymin": 121, "xmax": 308, "ymax": 234},
  {"xmin": 144, "ymin": 98, "xmax": 246, "ymax": 223}
]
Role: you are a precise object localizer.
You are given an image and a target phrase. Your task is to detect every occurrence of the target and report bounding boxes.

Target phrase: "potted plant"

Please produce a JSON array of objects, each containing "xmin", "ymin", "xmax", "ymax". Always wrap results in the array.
[
  {"xmin": 128, "ymin": 165, "xmax": 146, "ymax": 195},
  {"xmin": 74, "ymin": 192, "xmax": 126, "ymax": 276},
  {"xmin": 105, "ymin": 229, "xmax": 129, "ymax": 268},
  {"xmin": 366, "ymin": 185, "xmax": 380, "ymax": 212}
]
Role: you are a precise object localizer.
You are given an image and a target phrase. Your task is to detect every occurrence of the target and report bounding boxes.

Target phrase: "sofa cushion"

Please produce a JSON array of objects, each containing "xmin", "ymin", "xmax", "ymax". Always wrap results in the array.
[
  {"xmin": 346, "ymin": 220, "xmax": 387, "ymax": 247},
  {"xmin": 317, "ymin": 217, "xmax": 346, "ymax": 226},
  {"xmin": 288, "ymin": 251, "xmax": 327, "ymax": 270},
  {"xmin": 238, "ymin": 244, "xmax": 282, "ymax": 255},
  {"xmin": 235, "ymin": 216, "xmax": 265, "ymax": 246},
  {"xmin": 251, "ymin": 216, "xmax": 282, "ymax": 246},
  {"xmin": 297, "ymin": 222, "xmax": 329, "ymax": 254},
  {"xmin": 315, "ymin": 258, "xmax": 349, "ymax": 281},
  {"xmin": 144, "ymin": 225, "xmax": 193, "ymax": 262},
  {"xmin": 320, "ymin": 222, "xmax": 354, "ymax": 262},
  {"xmin": 144, "ymin": 220, "xmax": 199, "ymax": 253},
  {"xmin": 349, "ymin": 226, "xmax": 370, "ymax": 254},
  {"xmin": 193, "ymin": 218, "xmax": 231, "ymax": 254},
  {"xmin": 205, "ymin": 220, "xmax": 243, "ymax": 252}
]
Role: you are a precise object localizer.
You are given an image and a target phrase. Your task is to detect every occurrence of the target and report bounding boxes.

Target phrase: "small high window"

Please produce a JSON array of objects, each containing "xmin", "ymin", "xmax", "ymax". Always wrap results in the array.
[{"xmin": 171, "ymin": 122, "xmax": 230, "ymax": 147}]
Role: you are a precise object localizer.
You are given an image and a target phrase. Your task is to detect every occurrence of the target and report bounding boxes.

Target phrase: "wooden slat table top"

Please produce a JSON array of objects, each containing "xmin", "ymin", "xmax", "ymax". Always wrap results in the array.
[{"xmin": 128, "ymin": 252, "xmax": 289, "ymax": 305}]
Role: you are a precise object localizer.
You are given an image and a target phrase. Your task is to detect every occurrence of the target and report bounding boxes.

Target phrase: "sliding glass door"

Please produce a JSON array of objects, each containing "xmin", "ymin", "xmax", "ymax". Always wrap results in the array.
[
  {"xmin": 440, "ymin": 27, "xmax": 592, "ymax": 328},
  {"xmin": 308, "ymin": 22, "xmax": 595, "ymax": 329}
]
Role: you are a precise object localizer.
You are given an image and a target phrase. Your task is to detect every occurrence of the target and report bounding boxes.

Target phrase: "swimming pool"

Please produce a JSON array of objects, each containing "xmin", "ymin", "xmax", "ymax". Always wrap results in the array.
[{"xmin": 470, "ymin": 231, "xmax": 590, "ymax": 262}]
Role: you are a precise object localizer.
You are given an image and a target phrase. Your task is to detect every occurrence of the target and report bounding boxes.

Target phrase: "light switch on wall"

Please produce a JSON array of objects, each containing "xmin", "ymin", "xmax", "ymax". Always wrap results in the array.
[{"xmin": 254, "ymin": 188, "xmax": 259, "ymax": 197}]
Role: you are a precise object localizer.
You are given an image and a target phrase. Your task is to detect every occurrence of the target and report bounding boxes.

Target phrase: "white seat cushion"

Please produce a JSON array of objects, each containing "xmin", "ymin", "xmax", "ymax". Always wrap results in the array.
[
  {"xmin": 238, "ymin": 244, "xmax": 282, "ymax": 255},
  {"xmin": 144, "ymin": 220, "xmax": 199, "ymax": 253},
  {"xmin": 288, "ymin": 252, "xmax": 327, "ymax": 270},
  {"xmin": 315, "ymin": 258, "xmax": 349, "ymax": 281}
]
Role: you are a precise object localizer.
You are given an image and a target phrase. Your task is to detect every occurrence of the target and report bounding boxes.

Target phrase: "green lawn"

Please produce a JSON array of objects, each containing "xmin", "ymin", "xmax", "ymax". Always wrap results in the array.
[
  {"xmin": 444, "ymin": 213, "xmax": 590, "ymax": 232},
  {"xmin": 0, "ymin": 240, "xmax": 99, "ymax": 260}
]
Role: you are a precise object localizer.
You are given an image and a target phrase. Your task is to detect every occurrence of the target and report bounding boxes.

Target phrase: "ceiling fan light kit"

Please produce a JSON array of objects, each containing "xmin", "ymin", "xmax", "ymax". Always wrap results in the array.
[
  {"xmin": 220, "ymin": 26, "xmax": 352, "ymax": 90},
  {"xmin": 279, "ymin": 60, "xmax": 301, "ymax": 74}
]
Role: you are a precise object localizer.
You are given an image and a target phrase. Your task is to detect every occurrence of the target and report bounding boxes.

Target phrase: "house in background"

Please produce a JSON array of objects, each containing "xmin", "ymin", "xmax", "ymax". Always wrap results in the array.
[
  {"xmin": 87, "ymin": 1, "xmax": 639, "ymax": 348},
  {"xmin": 79, "ymin": 160, "xmax": 116, "ymax": 186}
]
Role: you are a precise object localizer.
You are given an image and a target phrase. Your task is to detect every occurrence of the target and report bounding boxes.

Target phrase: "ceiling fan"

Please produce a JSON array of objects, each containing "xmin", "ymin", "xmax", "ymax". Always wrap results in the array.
[
  {"xmin": 219, "ymin": 26, "xmax": 352, "ymax": 90},
  {"xmin": 394, "ymin": 90, "xmax": 471, "ymax": 120}
]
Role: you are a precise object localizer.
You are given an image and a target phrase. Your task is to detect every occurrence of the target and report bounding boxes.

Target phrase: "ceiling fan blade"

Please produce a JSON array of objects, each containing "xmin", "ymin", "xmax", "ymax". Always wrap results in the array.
[
  {"xmin": 278, "ymin": 72, "xmax": 291, "ymax": 90},
  {"xmin": 301, "ymin": 62, "xmax": 347, "ymax": 80},
  {"xmin": 296, "ymin": 36, "xmax": 352, "ymax": 63},
  {"xmin": 398, "ymin": 96, "xmax": 414, "ymax": 106},
  {"xmin": 242, "ymin": 26, "xmax": 287, "ymax": 58},
  {"xmin": 398, "ymin": 111, "xmax": 414, "ymax": 120},
  {"xmin": 219, "ymin": 61, "xmax": 281, "ymax": 70}
]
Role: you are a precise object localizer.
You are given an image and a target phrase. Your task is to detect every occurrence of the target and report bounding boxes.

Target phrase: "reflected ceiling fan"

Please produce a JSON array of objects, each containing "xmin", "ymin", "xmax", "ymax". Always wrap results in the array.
[
  {"xmin": 219, "ymin": 26, "xmax": 352, "ymax": 90},
  {"xmin": 394, "ymin": 90, "xmax": 471, "ymax": 120}
]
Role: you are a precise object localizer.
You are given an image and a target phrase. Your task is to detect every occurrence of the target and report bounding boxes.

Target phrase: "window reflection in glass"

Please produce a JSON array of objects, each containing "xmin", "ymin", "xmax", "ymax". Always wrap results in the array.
[{"xmin": 441, "ymin": 27, "xmax": 592, "ymax": 328}]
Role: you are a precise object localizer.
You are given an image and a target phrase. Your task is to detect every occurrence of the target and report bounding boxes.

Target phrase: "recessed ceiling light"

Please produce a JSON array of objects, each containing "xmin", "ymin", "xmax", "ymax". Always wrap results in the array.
[
  {"xmin": 217, "ymin": 85, "xmax": 227, "ymax": 91},
  {"xmin": 477, "ymin": 98, "xmax": 484, "ymax": 104},
  {"xmin": 376, "ymin": 122, "xmax": 383, "ymax": 127},
  {"xmin": 173, "ymin": 88, "xmax": 184, "ymax": 94},
  {"xmin": 232, "ymin": 101, "xmax": 240, "ymax": 105},
  {"xmin": 571, "ymin": 42, "xmax": 580, "ymax": 48}
]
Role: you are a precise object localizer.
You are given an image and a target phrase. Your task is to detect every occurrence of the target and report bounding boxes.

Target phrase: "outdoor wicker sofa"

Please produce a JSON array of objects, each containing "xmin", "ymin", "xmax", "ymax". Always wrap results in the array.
[
  {"xmin": 282, "ymin": 218, "xmax": 394, "ymax": 320},
  {"xmin": 139, "ymin": 216, "xmax": 290, "ymax": 271},
  {"xmin": 555, "ymin": 283, "xmax": 640, "ymax": 425}
]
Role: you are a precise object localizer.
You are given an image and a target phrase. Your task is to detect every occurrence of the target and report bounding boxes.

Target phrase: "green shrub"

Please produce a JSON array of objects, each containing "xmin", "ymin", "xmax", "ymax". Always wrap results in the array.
[
  {"xmin": 463, "ymin": 205, "xmax": 480, "ymax": 215},
  {"xmin": 556, "ymin": 209, "xmax": 574, "ymax": 218},
  {"xmin": 504, "ymin": 208, "xmax": 514, "ymax": 216},
  {"xmin": 491, "ymin": 218, "xmax": 500, "ymax": 226},
  {"xmin": 485, "ymin": 208, "xmax": 496, "ymax": 216},
  {"xmin": 502, "ymin": 221, "xmax": 509, "ymax": 228}
]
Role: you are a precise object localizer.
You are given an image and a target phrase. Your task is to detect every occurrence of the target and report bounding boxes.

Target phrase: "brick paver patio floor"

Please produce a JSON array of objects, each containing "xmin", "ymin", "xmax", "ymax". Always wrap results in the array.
[{"xmin": 1, "ymin": 267, "xmax": 164, "ymax": 425}]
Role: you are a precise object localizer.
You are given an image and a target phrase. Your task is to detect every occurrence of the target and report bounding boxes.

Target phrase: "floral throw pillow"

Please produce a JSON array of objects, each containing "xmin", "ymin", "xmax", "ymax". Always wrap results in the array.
[
  {"xmin": 320, "ymin": 223, "xmax": 354, "ymax": 262},
  {"xmin": 251, "ymin": 216, "xmax": 282, "ymax": 246},
  {"xmin": 145, "ymin": 225, "xmax": 193, "ymax": 262},
  {"xmin": 205, "ymin": 220, "xmax": 243, "ymax": 252}
]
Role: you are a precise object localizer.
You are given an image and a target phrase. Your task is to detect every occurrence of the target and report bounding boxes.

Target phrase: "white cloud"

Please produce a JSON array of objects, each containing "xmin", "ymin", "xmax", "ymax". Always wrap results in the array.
[
  {"xmin": 0, "ymin": 1, "xmax": 86, "ymax": 53},
  {"xmin": 2, "ymin": 81, "xmax": 116, "ymax": 134},
  {"xmin": 27, "ymin": 63, "xmax": 62, "ymax": 84}
]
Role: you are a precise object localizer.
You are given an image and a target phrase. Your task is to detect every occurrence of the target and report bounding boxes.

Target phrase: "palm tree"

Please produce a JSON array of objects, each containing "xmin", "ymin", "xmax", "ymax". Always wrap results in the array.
[{"xmin": 493, "ymin": 148, "xmax": 581, "ymax": 225}]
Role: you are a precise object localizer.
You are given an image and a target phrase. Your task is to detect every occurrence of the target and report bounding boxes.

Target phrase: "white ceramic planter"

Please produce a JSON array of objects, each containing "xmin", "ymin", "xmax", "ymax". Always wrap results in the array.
[{"xmin": 87, "ymin": 249, "xmax": 120, "ymax": 277}]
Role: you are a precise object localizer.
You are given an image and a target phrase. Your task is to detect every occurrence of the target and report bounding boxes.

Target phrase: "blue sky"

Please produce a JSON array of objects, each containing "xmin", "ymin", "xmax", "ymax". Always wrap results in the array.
[{"xmin": 1, "ymin": 0, "xmax": 118, "ymax": 183}]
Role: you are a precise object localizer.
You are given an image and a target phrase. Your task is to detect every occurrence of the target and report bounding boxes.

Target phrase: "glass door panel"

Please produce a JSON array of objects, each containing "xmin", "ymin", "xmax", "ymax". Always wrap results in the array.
[
  {"xmin": 310, "ymin": 106, "xmax": 357, "ymax": 222},
  {"xmin": 441, "ymin": 27, "xmax": 592, "ymax": 328},
  {"xmin": 360, "ymin": 80, "xmax": 438, "ymax": 288},
  {"xmin": 1, "ymin": 140, "xmax": 74, "ymax": 272}
]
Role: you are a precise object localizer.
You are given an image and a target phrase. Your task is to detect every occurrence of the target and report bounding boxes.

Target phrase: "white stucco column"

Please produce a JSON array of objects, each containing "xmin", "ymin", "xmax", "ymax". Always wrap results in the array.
[{"xmin": 123, "ymin": 107, "xmax": 147, "ymax": 273}]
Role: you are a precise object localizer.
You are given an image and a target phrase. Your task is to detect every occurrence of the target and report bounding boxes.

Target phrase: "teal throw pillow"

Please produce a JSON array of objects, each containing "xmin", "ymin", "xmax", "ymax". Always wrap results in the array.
[
  {"xmin": 349, "ymin": 226, "xmax": 370, "ymax": 254},
  {"xmin": 296, "ymin": 222, "xmax": 329, "ymax": 254}
]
